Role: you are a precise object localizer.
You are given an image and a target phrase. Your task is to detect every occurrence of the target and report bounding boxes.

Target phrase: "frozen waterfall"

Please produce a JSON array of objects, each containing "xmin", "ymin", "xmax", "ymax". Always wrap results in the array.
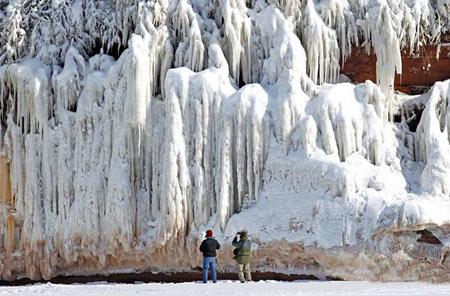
[{"xmin": 0, "ymin": 0, "xmax": 450, "ymax": 282}]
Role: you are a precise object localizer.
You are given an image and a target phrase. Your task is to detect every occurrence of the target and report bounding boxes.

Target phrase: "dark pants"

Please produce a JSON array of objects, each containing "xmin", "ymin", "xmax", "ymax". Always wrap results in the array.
[{"xmin": 202, "ymin": 256, "xmax": 217, "ymax": 283}]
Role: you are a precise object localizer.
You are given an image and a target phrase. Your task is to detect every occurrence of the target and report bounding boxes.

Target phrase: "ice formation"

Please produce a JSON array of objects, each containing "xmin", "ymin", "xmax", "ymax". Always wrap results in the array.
[{"xmin": 0, "ymin": 0, "xmax": 450, "ymax": 281}]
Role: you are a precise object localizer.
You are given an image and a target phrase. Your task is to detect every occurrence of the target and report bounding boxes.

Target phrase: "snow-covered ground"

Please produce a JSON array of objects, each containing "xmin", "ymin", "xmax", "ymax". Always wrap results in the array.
[{"xmin": 2, "ymin": 281, "xmax": 450, "ymax": 296}]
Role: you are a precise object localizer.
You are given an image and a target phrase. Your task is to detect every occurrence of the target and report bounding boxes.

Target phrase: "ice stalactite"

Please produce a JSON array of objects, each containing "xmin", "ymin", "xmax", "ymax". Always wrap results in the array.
[
  {"xmin": 302, "ymin": 0, "xmax": 340, "ymax": 84},
  {"xmin": 12, "ymin": 119, "xmax": 58, "ymax": 279},
  {"xmin": 286, "ymin": 114, "xmax": 317, "ymax": 158},
  {"xmin": 255, "ymin": 5, "xmax": 311, "ymax": 145},
  {"xmin": 71, "ymin": 58, "xmax": 110, "ymax": 259},
  {"xmin": 163, "ymin": 39, "xmax": 270, "ymax": 232},
  {"xmin": 3, "ymin": 59, "xmax": 52, "ymax": 134},
  {"xmin": 170, "ymin": 0, "xmax": 205, "ymax": 72},
  {"xmin": 160, "ymin": 81, "xmax": 189, "ymax": 242},
  {"xmin": 217, "ymin": 84, "xmax": 270, "ymax": 230},
  {"xmin": 215, "ymin": 0, "xmax": 253, "ymax": 85},
  {"xmin": 397, "ymin": 0, "xmax": 444, "ymax": 54},
  {"xmin": 283, "ymin": 81, "xmax": 385, "ymax": 165},
  {"xmin": 364, "ymin": 1, "xmax": 402, "ymax": 120},
  {"xmin": 124, "ymin": 8, "xmax": 174, "ymax": 240},
  {"xmin": 311, "ymin": 84, "xmax": 361, "ymax": 162},
  {"xmin": 415, "ymin": 80, "xmax": 450, "ymax": 195},
  {"xmin": 266, "ymin": 0, "xmax": 448, "ymax": 93},
  {"xmin": 163, "ymin": 68, "xmax": 213, "ymax": 236},
  {"xmin": 0, "ymin": 60, "xmax": 55, "ymax": 278},
  {"xmin": 315, "ymin": 0, "xmax": 357, "ymax": 66},
  {"xmin": 356, "ymin": 81, "xmax": 385, "ymax": 165},
  {"xmin": 52, "ymin": 46, "xmax": 87, "ymax": 116},
  {"xmin": 102, "ymin": 52, "xmax": 141, "ymax": 255}
]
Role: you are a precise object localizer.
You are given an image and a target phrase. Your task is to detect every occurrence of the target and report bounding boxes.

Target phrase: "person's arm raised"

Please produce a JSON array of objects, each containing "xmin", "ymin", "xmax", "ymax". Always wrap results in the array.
[{"xmin": 232, "ymin": 236, "xmax": 243, "ymax": 248}]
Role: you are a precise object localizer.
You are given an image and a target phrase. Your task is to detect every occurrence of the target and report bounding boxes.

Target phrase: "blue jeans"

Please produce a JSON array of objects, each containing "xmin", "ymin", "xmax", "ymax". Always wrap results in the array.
[{"xmin": 202, "ymin": 257, "xmax": 217, "ymax": 283}]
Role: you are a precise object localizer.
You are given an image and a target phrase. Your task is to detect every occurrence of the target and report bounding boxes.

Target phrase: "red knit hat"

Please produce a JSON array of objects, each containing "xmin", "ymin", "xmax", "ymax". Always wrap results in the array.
[{"xmin": 205, "ymin": 230, "xmax": 213, "ymax": 238}]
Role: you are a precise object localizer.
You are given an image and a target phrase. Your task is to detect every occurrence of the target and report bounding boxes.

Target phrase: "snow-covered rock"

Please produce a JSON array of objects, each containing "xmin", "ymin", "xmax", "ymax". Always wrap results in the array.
[{"xmin": 0, "ymin": 0, "xmax": 449, "ymax": 281}]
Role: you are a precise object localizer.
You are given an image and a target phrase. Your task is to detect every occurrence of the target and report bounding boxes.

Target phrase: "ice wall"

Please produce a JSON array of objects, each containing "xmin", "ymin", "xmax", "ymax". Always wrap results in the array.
[{"xmin": 0, "ymin": 0, "xmax": 450, "ymax": 281}]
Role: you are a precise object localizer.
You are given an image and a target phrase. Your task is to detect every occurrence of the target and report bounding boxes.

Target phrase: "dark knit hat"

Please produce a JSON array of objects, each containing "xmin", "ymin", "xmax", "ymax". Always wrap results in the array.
[
  {"xmin": 238, "ymin": 229, "xmax": 248, "ymax": 238},
  {"xmin": 205, "ymin": 229, "xmax": 213, "ymax": 238}
]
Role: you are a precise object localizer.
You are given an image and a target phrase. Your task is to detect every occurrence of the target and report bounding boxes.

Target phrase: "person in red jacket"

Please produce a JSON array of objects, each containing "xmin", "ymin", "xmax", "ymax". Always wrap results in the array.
[{"xmin": 199, "ymin": 229, "xmax": 221, "ymax": 283}]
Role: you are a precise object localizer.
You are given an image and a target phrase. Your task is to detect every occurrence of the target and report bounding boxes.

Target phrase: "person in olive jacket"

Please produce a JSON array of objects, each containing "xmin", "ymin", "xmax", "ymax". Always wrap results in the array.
[
  {"xmin": 199, "ymin": 229, "xmax": 221, "ymax": 283},
  {"xmin": 232, "ymin": 230, "xmax": 252, "ymax": 283}
]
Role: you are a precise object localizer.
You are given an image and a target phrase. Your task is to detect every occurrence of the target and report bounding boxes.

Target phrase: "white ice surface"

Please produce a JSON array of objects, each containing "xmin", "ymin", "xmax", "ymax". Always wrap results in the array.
[{"xmin": 2, "ymin": 281, "xmax": 450, "ymax": 296}]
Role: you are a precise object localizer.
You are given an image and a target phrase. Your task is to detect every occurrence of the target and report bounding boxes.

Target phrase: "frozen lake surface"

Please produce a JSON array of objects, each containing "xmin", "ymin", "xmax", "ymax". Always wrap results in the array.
[{"xmin": 2, "ymin": 281, "xmax": 450, "ymax": 296}]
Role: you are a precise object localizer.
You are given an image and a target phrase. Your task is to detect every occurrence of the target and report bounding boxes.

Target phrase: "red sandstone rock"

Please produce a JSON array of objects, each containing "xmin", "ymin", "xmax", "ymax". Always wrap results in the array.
[{"xmin": 342, "ymin": 44, "xmax": 450, "ymax": 94}]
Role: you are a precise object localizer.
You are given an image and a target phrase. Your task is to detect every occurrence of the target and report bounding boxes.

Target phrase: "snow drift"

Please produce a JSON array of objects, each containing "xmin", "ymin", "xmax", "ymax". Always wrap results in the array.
[{"xmin": 0, "ymin": 0, "xmax": 450, "ymax": 281}]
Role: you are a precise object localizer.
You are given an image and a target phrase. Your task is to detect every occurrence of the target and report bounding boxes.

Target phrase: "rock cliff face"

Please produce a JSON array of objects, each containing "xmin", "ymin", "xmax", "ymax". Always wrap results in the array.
[
  {"xmin": 0, "ymin": 0, "xmax": 450, "ymax": 281},
  {"xmin": 342, "ymin": 41, "xmax": 450, "ymax": 94}
]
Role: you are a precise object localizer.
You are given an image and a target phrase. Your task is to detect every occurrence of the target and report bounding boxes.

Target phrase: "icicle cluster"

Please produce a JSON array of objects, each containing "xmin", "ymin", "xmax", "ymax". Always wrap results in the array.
[
  {"xmin": 0, "ymin": 0, "xmax": 449, "ymax": 281},
  {"xmin": 413, "ymin": 81, "xmax": 450, "ymax": 195},
  {"xmin": 286, "ymin": 80, "xmax": 385, "ymax": 164}
]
